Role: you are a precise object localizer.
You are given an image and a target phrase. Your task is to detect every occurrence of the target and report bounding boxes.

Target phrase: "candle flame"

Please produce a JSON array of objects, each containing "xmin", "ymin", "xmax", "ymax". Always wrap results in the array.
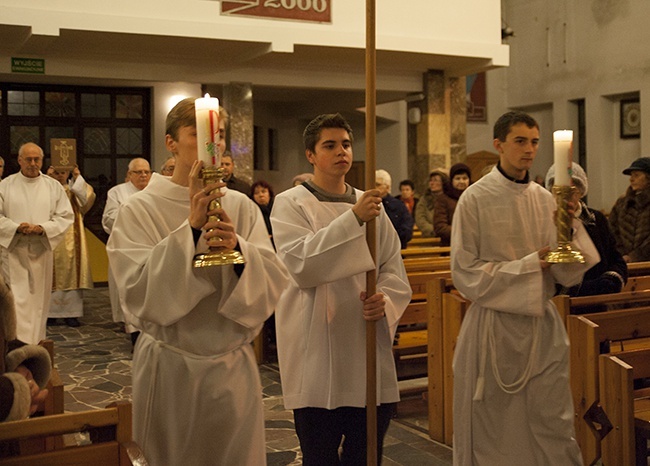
[{"xmin": 204, "ymin": 93, "xmax": 210, "ymax": 98}]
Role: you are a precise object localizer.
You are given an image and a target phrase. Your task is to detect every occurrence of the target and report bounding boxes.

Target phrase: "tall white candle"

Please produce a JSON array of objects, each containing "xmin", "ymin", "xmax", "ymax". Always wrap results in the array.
[
  {"xmin": 553, "ymin": 130, "xmax": 573, "ymax": 186},
  {"xmin": 195, "ymin": 94, "xmax": 220, "ymax": 167}
]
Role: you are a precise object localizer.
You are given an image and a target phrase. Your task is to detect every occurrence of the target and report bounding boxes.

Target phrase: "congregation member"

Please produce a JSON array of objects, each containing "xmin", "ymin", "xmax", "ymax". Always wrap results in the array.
[
  {"xmin": 433, "ymin": 162, "xmax": 472, "ymax": 246},
  {"xmin": 0, "ymin": 274, "xmax": 51, "ymax": 422},
  {"xmin": 47, "ymin": 165, "xmax": 96, "ymax": 327},
  {"xmin": 102, "ymin": 157, "xmax": 151, "ymax": 344},
  {"xmin": 414, "ymin": 168, "xmax": 448, "ymax": 237},
  {"xmin": 159, "ymin": 156, "xmax": 176, "ymax": 176},
  {"xmin": 545, "ymin": 162, "xmax": 627, "ymax": 299},
  {"xmin": 107, "ymin": 98, "xmax": 288, "ymax": 466},
  {"xmin": 250, "ymin": 180, "xmax": 274, "ymax": 240},
  {"xmin": 0, "ymin": 143, "xmax": 73, "ymax": 344},
  {"xmin": 376, "ymin": 169, "xmax": 413, "ymax": 249},
  {"xmin": 395, "ymin": 179, "xmax": 418, "ymax": 216},
  {"xmin": 608, "ymin": 156, "xmax": 650, "ymax": 262},
  {"xmin": 291, "ymin": 172, "xmax": 314, "ymax": 187},
  {"xmin": 271, "ymin": 113, "xmax": 412, "ymax": 464},
  {"xmin": 451, "ymin": 111, "xmax": 598, "ymax": 465},
  {"xmin": 221, "ymin": 151, "xmax": 251, "ymax": 194}
]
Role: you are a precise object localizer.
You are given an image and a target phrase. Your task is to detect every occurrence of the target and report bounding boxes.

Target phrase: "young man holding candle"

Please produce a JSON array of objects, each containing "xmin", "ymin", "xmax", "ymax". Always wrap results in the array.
[
  {"xmin": 106, "ymin": 97, "xmax": 289, "ymax": 466},
  {"xmin": 270, "ymin": 113, "xmax": 412, "ymax": 464},
  {"xmin": 450, "ymin": 111, "xmax": 598, "ymax": 465}
]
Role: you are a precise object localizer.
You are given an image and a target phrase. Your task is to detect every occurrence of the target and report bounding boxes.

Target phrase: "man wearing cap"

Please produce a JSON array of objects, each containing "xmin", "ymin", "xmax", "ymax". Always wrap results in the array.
[{"xmin": 609, "ymin": 157, "xmax": 650, "ymax": 262}]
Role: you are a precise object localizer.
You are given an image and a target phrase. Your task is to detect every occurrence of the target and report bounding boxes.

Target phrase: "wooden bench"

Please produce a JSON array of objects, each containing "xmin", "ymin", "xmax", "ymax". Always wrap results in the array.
[
  {"xmin": 599, "ymin": 347, "xmax": 650, "ymax": 466},
  {"xmin": 425, "ymin": 277, "xmax": 462, "ymax": 445},
  {"xmin": 565, "ymin": 293, "xmax": 650, "ymax": 465},
  {"xmin": 401, "ymin": 246, "xmax": 451, "ymax": 260},
  {"xmin": 628, "ymin": 261, "xmax": 650, "ymax": 277},
  {"xmin": 393, "ymin": 272, "xmax": 441, "ymax": 383},
  {"xmin": 0, "ymin": 401, "xmax": 146, "ymax": 465},
  {"xmin": 406, "ymin": 236, "xmax": 441, "ymax": 248},
  {"xmin": 402, "ymin": 256, "xmax": 450, "ymax": 274}
]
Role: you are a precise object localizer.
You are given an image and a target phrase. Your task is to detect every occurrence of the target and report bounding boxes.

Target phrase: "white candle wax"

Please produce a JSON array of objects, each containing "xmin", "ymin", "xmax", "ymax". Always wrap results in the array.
[
  {"xmin": 553, "ymin": 130, "xmax": 573, "ymax": 186},
  {"xmin": 195, "ymin": 94, "xmax": 220, "ymax": 167}
]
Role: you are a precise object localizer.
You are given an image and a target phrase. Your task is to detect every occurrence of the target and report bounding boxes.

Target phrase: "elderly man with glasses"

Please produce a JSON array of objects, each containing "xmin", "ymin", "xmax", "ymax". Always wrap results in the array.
[{"xmin": 102, "ymin": 157, "xmax": 152, "ymax": 345}]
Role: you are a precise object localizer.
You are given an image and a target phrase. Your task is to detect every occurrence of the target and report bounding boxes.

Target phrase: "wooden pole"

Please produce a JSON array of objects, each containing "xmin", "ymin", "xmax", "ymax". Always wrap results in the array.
[{"xmin": 365, "ymin": 0, "xmax": 378, "ymax": 464}]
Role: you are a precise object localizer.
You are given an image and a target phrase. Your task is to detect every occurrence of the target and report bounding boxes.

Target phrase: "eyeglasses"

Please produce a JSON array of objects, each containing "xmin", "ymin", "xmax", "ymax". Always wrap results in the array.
[{"xmin": 130, "ymin": 170, "xmax": 152, "ymax": 176}]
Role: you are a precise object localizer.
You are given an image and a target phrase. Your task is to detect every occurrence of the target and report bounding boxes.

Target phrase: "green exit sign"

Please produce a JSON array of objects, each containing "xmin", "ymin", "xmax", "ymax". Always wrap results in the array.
[{"xmin": 12, "ymin": 57, "xmax": 45, "ymax": 74}]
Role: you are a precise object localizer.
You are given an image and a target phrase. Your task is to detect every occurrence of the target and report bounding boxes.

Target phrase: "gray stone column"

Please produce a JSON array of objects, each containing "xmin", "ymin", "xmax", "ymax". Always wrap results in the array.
[
  {"xmin": 223, "ymin": 82, "xmax": 254, "ymax": 185},
  {"xmin": 408, "ymin": 70, "xmax": 467, "ymax": 192}
]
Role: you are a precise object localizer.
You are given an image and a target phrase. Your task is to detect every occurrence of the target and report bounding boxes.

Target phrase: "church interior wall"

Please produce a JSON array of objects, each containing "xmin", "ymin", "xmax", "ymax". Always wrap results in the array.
[{"xmin": 480, "ymin": 0, "xmax": 650, "ymax": 211}]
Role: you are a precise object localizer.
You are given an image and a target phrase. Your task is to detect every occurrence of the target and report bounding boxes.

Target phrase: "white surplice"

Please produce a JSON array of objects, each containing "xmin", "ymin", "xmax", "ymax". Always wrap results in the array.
[
  {"xmin": 270, "ymin": 185, "xmax": 412, "ymax": 410},
  {"xmin": 0, "ymin": 172, "xmax": 73, "ymax": 343},
  {"xmin": 102, "ymin": 180, "xmax": 142, "ymax": 328},
  {"xmin": 450, "ymin": 167, "xmax": 598, "ymax": 466},
  {"xmin": 106, "ymin": 175, "xmax": 289, "ymax": 466}
]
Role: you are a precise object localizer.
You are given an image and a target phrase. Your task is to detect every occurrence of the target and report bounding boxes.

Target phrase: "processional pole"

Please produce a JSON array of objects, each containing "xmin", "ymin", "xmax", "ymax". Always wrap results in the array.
[{"xmin": 365, "ymin": 0, "xmax": 378, "ymax": 464}]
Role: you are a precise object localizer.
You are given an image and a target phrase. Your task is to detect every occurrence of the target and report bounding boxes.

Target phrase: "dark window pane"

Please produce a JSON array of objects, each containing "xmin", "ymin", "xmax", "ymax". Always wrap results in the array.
[
  {"xmin": 44, "ymin": 127, "xmax": 75, "ymax": 155},
  {"xmin": 116, "ymin": 158, "xmax": 131, "ymax": 182},
  {"xmin": 84, "ymin": 127, "xmax": 110, "ymax": 155},
  {"xmin": 116, "ymin": 127, "xmax": 142, "ymax": 155},
  {"xmin": 84, "ymin": 158, "xmax": 112, "ymax": 186},
  {"xmin": 10, "ymin": 126, "xmax": 39, "ymax": 153},
  {"xmin": 116, "ymin": 94, "xmax": 143, "ymax": 119},
  {"xmin": 45, "ymin": 92, "xmax": 76, "ymax": 117},
  {"xmin": 81, "ymin": 93, "xmax": 111, "ymax": 118},
  {"xmin": 7, "ymin": 90, "xmax": 39, "ymax": 116}
]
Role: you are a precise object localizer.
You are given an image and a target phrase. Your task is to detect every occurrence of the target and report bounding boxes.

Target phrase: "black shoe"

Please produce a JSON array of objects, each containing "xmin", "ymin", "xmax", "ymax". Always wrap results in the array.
[
  {"xmin": 47, "ymin": 318, "xmax": 59, "ymax": 326},
  {"xmin": 64, "ymin": 318, "xmax": 80, "ymax": 327}
]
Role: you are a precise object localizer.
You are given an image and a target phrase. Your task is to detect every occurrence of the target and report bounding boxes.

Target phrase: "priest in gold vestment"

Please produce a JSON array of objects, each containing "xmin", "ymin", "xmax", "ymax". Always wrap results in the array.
[{"xmin": 48, "ymin": 166, "xmax": 95, "ymax": 327}]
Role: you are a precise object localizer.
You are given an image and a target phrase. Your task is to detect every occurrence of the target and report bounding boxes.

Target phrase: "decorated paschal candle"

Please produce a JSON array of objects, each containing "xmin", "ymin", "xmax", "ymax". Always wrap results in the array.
[
  {"xmin": 195, "ymin": 94, "xmax": 220, "ymax": 167},
  {"xmin": 553, "ymin": 130, "xmax": 573, "ymax": 186}
]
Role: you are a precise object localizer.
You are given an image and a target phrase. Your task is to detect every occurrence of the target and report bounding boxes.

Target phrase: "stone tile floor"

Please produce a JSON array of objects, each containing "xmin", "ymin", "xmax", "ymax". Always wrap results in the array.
[{"xmin": 46, "ymin": 287, "xmax": 452, "ymax": 465}]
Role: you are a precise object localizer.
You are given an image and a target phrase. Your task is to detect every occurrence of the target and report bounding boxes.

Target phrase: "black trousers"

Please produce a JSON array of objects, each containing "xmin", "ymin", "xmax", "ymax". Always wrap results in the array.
[{"xmin": 293, "ymin": 403, "xmax": 396, "ymax": 466}]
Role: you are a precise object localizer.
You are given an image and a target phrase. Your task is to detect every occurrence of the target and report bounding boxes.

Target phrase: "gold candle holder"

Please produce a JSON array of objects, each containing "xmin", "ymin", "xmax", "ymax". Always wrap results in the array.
[
  {"xmin": 545, "ymin": 185, "xmax": 585, "ymax": 264},
  {"xmin": 193, "ymin": 165, "xmax": 246, "ymax": 268}
]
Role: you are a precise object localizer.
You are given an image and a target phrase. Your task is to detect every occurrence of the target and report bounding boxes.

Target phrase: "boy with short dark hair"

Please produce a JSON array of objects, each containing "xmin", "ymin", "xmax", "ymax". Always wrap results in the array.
[
  {"xmin": 451, "ymin": 110, "xmax": 598, "ymax": 465},
  {"xmin": 271, "ymin": 113, "xmax": 412, "ymax": 464}
]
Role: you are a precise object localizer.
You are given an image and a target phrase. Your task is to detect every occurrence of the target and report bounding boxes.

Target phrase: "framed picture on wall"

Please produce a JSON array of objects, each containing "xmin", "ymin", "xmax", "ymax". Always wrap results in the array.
[{"xmin": 620, "ymin": 98, "xmax": 640, "ymax": 139}]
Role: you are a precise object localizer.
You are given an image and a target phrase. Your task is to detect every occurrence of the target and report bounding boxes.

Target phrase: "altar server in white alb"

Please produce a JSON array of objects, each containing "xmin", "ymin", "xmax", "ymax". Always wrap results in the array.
[
  {"xmin": 107, "ymin": 98, "xmax": 289, "ymax": 466},
  {"xmin": 451, "ymin": 111, "xmax": 599, "ymax": 465},
  {"xmin": 271, "ymin": 113, "xmax": 412, "ymax": 464},
  {"xmin": 102, "ymin": 158, "xmax": 152, "ymax": 344},
  {"xmin": 0, "ymin": 143, "xmax": 73, "ymax": 344}
]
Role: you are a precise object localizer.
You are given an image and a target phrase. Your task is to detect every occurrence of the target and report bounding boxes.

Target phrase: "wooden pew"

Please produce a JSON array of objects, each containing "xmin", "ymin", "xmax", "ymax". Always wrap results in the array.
[
  {"xmin": 565, "ymin": 294, "xmax": 650, "ymax": 465},
  {"xmin": 406, "ymin": 236, "xmax": 441, "ymax": 248},
  {"xmin": 402, "ymin": 256, "xmax": 450, "ymax": 274},
  {"xmin": 394, "ymin": 272, "xmax": 442, "ymax": 382},
  {"xmin": 426, "ymin": 277, "xmax": 462, "ymax": 445},
  {"xmin": 628, "ymin": 261, "xmax": 650, "ymax": 277},
  {"xmin": 599, "ymin": 348, "xmax": 650, "ymax": 466},
  {"xmin": 401, "ymin": 246, "xmax": 451, "ymax": 260},
  {"xmin": 0, "ymin": 401, "xmax": 146, "ymax": 465},
  {"xmin": 624, "ymin": 274, "xmax": 650, "ymax": 292}
]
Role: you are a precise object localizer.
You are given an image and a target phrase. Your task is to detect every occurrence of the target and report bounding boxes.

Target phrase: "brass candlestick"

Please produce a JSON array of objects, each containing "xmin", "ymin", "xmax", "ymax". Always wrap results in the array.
[
  {"xmin": 193, "ymin": 165, "xmax": 246, "ymax": 268},
  {"xmin": 545, "ymin": 185, "xmax": 585, "ymax": 264}
]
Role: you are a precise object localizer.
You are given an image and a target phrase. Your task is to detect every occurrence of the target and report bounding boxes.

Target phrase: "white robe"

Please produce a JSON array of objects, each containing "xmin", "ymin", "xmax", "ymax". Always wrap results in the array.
[
  {"xmin": 102, "ymin": 180, "xmax": 141, "ymax": 327},
  {"xmin": 270, "ymin": 185, "xmax": 412, "ymax": 410},
  {"xmin": 0, "ymin": 172, "xmax": 73, "ymax": 343},
  {"xmin": 106, "ymin": 175, "xmax": 289, "ymax": 466},
  {"xmin": 450, "ymin": 167, "xmax": 598, "ymax": 466}
]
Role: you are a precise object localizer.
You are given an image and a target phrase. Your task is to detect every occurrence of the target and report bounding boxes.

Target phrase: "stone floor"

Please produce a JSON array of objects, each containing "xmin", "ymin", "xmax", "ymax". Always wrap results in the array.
[{"xmin": 45, "ymin": 286, "xmax": 452, "ymax": 465}]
